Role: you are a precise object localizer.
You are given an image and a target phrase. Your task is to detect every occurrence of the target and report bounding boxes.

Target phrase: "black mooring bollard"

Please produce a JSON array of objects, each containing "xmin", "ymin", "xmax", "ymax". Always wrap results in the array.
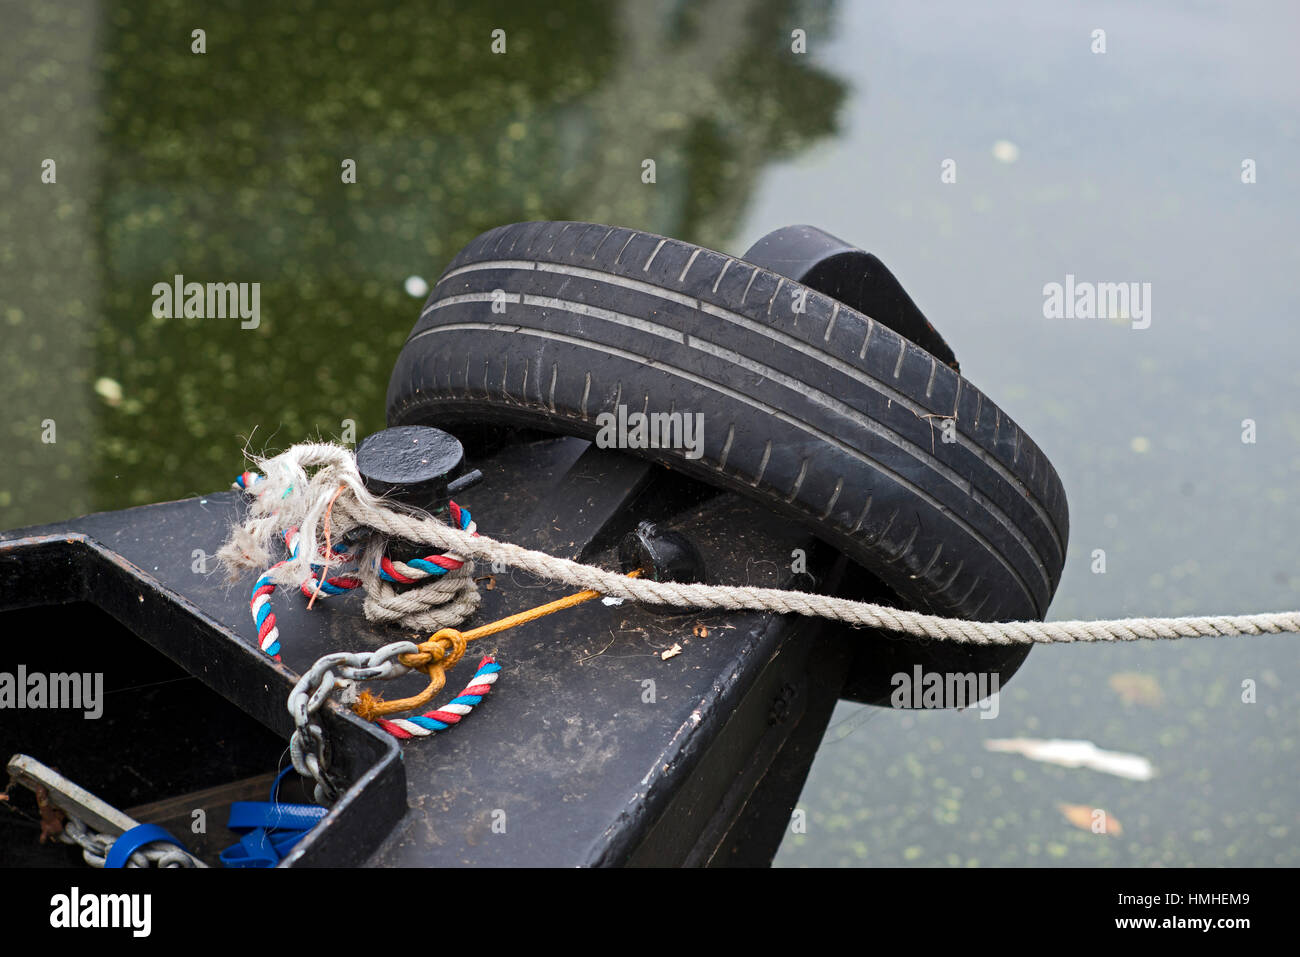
[
  {"xmin": 619, "ymin": 520, "xmax": 707, "ymax": 584},
  {"xmin": 355, "ymin": 425, "xmax": 483, "ymax": 563}
]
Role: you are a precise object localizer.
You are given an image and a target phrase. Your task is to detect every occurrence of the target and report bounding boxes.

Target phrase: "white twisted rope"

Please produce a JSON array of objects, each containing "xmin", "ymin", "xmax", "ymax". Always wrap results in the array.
[
  {"xmin": 221, "ymin": 445, "xmax": 480, "ymax": 638},
  {"xmin": 219, "ymin": 443, "xmax": 1300, "ymax": 646}
]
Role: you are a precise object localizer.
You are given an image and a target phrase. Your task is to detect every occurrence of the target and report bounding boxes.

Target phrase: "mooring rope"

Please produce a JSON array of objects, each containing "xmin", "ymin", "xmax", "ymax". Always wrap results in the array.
[
  {"xmin": 220, "ymin": 442, "xmax": 1299, "ymax": 803},
  {"xmin": 219, "ymin": 443, "xmax": 1300, "ymax": 649},
  {"xmin": 230, "ymin": 466, "xmax": 479, "ymax": 658}
]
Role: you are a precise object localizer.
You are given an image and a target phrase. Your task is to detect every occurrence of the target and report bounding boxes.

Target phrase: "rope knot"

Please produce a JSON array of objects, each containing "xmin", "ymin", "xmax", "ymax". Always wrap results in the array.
[
  {"xmin": 399, "ymin": 628, "xmax": 467, "ymax": 670},
  {"xmin": 352, "ymin": 630, "xmax": 469, "ymax": 722},
  {"xmin": 221, "ymin": 444, "xmax": 484, "ymax": 656}
]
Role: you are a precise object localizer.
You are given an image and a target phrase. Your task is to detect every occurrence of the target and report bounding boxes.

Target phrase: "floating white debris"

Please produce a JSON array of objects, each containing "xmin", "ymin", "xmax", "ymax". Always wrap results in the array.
[
  {"xmin": 601, "ymin": 596, "xmax": 625, "ymax": 606},
  {"xmin": 404, "ymin": 275, "xmax": 430, "ymax": 298},
  {"xmin": 661, "ymin": 643, "xmax": 683, "ymax": 661},
  {"xmin": 992, "ymin": 140, "xmax": 1020, "ymax": 164},
  {"xmin": 94, "ymin": 377, "xmax": 123, "ymax": 407},
  {"xmin": 984, "ymin": 737, "xmax": 1155, "ymax": 781}
]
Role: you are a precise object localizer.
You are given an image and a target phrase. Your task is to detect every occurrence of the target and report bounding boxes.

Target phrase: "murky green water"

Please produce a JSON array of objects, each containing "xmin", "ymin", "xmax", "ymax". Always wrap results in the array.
[{"xmin": 2, "ymin": 1, "xmax": 1296, "ymax": 865}]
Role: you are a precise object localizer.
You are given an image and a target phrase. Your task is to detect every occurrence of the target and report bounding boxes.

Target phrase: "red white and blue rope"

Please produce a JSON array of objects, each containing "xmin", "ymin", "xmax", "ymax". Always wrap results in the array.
[
  {"xmin": 377, "ymin": 501, "xmax": 477, "ymax": 583},
  {"xmin": 250, "ymin": 527, "xmax": 360, "ymax": 658},
  {"xmin": 376, "ymin": 656, "xmax": 500, "ymax": 739},
  {"xmin": 238, "ymin": 470, "xmax": 477, "ymax": 659},
  {"xmin": 236, "ymin": 458, "xmax": 501, "ymax": 759}
]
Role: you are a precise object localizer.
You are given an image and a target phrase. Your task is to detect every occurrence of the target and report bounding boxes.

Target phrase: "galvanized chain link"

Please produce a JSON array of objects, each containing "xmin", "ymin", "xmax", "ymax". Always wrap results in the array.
[
  {"xmin": 59, "ymin": 815, "xmax": 205, "ymax": 868},
  {"xmin": 287, "ymin": 640, "xmax": 420, "ymax": 804}
]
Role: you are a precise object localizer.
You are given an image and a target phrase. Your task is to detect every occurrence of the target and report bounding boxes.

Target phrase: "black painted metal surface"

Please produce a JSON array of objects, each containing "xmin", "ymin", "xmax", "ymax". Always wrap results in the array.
[
  {"xmin": 0, "ymin": 435, "xmax": 863, "ymax": 866},
  {"xmin": 0, "ymin": 530, "xmax": 406, "ymax": 868}
]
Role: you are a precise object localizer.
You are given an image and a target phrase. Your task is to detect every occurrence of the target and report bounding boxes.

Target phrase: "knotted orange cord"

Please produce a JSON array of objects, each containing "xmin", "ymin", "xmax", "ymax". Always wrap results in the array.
[{"xmin": 352, "ymin": 569, "xmax": 643, "ymax": 720}]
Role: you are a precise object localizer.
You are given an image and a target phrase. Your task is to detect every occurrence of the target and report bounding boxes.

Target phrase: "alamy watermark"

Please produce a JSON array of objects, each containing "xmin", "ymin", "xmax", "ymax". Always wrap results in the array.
[
  {"xmin": 50, "ymin": 888, "xmax": 150, "ymax": 936},
  {"xmin": 152, "ymin": 274, "xmax": 260, "ymax": 329},
  {"xmin": 890, "ymin": 666, "xmax": 1000, "ymax": 718},
  {"xmin": 0, "ymin": 666, "xmax": 103, "ymax": 719},
  {"xmin": 594, "ymin": 404, "xmax": 704, "ymax": 460},
  {"xmin": 1042, "ymin": 274, "xmax": 1151, "ymax": 329}
]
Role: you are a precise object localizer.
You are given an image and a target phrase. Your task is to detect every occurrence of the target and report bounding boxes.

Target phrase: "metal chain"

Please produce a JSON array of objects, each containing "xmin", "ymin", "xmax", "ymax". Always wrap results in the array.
[
  {"xmin": 287, "ymin": 640, "xmax": 420, "ymax": 804},
  {"xmin": 59, "ymin": 815, "xmax": 205, "ymax": 868}
]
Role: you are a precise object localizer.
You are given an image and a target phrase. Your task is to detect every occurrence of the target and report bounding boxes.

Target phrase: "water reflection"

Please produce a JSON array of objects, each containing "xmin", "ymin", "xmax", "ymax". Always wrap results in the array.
[
  {"xmin": 5, "ymin": 0, "xmax": 1295, "ymax": 869},
  {"xmin": 0, "ymin": 0, "xmax": 843, "ymax": 527}
]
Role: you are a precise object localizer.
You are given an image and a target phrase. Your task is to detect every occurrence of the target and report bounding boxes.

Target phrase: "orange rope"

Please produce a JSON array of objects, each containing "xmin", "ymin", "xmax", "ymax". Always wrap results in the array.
[
  {"xmin": 353, "ymin": 570, "xmax": 643, "ymax": 720},
  {"xmin": 307, "ymin": 482, "xmax": 348, "ymax": 610}
]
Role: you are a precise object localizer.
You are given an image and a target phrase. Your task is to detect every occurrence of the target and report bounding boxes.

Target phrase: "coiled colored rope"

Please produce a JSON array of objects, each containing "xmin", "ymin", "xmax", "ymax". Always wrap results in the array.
[
  {"xmin": 376, "ymin": 656, "xmax": 500, "ymax": 739},
  {"xmin": 236, "ymin": 469, "xmax": 475, "ymax": 659},
  {"xmin": 249, "ymin": 526, "xmax": 359, "ymax": 658},
  {"xmin": 377, "ymin": 501, "xmax": 476, "ymax": 584}
]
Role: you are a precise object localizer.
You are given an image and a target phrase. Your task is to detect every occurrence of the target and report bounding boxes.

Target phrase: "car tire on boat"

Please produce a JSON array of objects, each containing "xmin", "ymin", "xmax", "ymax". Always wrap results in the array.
[{"xmin": 388, "ymin": 221, "xmax": 1069, "ymax": 628}]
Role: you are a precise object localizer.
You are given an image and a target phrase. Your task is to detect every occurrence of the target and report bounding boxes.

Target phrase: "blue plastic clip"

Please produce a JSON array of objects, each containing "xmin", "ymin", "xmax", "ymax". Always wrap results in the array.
[
  {"xmin": 105, "ymin": 823, "xmax": 190, "ymax": 869},
  {"xmin": 219, "ymin": 767, "xmax": 328, "ymax": 868}
]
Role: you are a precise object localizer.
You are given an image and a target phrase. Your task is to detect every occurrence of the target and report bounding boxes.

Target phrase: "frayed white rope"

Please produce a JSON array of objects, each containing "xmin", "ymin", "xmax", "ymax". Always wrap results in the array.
[
  {"xmin": 219, "ymin": 443, "xmax": 480, "ymax": 635},
  {"xmin": 219, "ymin": 443, "xmax": 1300, "ymax": 646}
]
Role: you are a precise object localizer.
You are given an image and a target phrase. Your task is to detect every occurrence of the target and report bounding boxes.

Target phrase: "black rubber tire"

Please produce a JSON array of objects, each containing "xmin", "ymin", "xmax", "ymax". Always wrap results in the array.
[{"xmin": 388, "ymin": 221, "xmax": 1069, "ymax": 623}]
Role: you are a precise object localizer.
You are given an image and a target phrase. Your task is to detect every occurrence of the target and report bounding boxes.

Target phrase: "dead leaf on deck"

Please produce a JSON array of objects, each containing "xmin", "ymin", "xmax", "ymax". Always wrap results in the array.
[
  {"xmin": 661, "ymin": 643, "xmax": 683, "ymax": 661},
  {"xmin": 1058, "ymin": 802, "xmax": 1123, "ymax": 836},
  {"xmin": 1108, "ymin": 672, "xmax": 1164, "ymax": 707}
]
